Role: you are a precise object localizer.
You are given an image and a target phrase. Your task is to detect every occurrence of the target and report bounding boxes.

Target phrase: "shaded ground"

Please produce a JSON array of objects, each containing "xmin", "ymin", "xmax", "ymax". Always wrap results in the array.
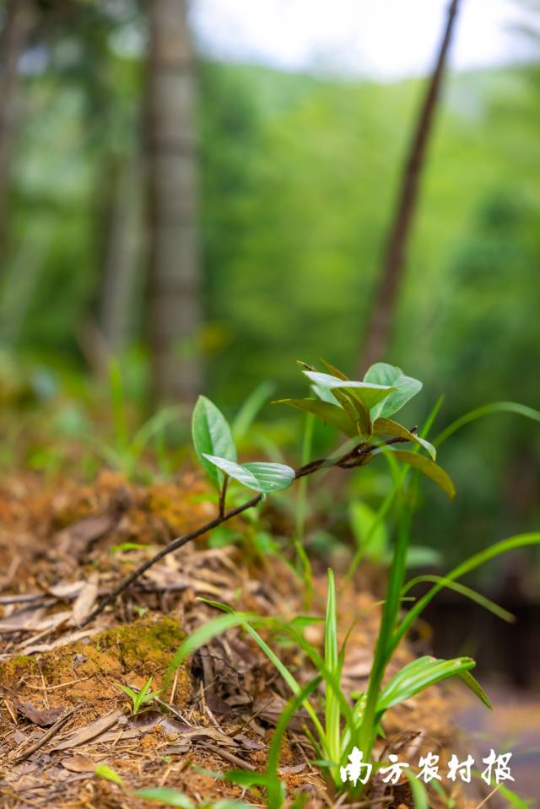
[
  {"xmin": 0, "ymin": 470, "xmax": 491, "ymax": 808},
  {"xmin": 459, "ymin": 682, "xmax": 540, "ymax": 807}
]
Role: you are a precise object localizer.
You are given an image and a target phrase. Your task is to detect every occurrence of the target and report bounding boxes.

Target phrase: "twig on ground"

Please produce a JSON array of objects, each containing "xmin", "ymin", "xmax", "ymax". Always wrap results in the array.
[
  {"xmin": 11, "ymin": 708, "xmax": 75, "ymax": 763},
  {"xmin": 203, "ymin": 742, "xmax": 256, "ymax": 771}
]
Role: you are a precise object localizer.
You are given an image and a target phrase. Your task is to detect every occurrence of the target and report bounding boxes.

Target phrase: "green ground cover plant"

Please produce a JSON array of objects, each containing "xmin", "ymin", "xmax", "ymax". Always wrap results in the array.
[
  {"xmin": 157, "ymin": 360, "xmax": 540, "ymax": 806},
  {"xmin": 117, "ymin": 676, "xmax": 162, "ymax": 715},
  {"xmin": 85, "ymin": 358, "xmax": 540, "ymax": 807}
]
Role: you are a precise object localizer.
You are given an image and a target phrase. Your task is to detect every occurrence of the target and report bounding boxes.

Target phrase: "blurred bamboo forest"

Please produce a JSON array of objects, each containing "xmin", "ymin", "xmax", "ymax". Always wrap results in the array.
[{"xmin": 0, "ymin": 0, "xmax": 539, "ymax": 573}]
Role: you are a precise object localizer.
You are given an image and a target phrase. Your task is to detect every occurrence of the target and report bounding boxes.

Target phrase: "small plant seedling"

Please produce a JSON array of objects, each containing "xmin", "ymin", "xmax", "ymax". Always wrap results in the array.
[
  {"xmin": 118, "ymin": 676, "xmax": 162, "ymax": 715},
  {"xmin": 158, "ymin": 359, "xmax": 540, "ymax": 805},
  {"xmin": 86, "ymin": 358, "xmax": 540, "ymax": 808},
  {"xmin": 83, "ymin": 360, "xmax": 457, "ymax": 626}
]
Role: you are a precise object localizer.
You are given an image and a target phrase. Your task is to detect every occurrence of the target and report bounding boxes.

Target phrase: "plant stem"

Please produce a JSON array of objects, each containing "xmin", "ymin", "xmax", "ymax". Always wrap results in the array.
[
  {"xmin": 218, "ymin": 474, "xmax": 229, "ymax": 518},
  {"xmin": 295, "ymin": 413, "xmax": 315, "ymax": 608},
  {"xmin": 357, "ymin": 506, "xmax": 412, "ymax": 762},
  {"xmin": 81, "ymin": 492, "xmax": 262, "ymax": 627}
]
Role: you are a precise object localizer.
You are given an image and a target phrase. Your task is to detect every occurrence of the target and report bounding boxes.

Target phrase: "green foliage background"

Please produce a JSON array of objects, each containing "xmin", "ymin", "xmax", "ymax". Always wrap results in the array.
[{"xmin": 1, "ymin": 11, "xmax": 539, "ymax": 572}]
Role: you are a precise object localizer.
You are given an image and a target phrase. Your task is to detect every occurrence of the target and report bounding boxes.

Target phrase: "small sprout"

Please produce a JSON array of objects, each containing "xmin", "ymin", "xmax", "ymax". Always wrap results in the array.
[
  {"xmin": 95, "ymin": 763, "xmax": 124, "ymax": 786},
  {"xmin": 118, "ymin": 676, "xmax": 162, "ymax": 715}
]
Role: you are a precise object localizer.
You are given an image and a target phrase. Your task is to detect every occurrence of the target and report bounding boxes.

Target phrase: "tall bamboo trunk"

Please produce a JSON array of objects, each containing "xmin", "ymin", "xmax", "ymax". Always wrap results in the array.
[
  {"xmin": 358, "ymin": 0, "xmax": 461, "ymax": 373},
  {"xmin": 0, "ymin": 0, "xmax": 35, "ymax": 263},
  {"xmin": 146, "ymin": 0, "xmax": 202, "ymax": 403},
  {"xmin": 98, "ymin": 153, "xmax": 143, "ymax": 354}
]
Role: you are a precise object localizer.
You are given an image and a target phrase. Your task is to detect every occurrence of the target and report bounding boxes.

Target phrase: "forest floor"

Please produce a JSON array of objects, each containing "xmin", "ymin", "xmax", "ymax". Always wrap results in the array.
[{"xmin": 0, "ymin": 470, "xmax": 493, "ymax": 809}]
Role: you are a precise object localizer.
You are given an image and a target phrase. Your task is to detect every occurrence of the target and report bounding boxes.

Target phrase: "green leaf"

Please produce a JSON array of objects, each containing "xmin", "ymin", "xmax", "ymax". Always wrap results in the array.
[
  {"xmin": 310, "ymin": 382, "xmax": 340, "ymax": 405},
  {"xmin": 319, "ymin": 359, "xmax": 349, "ymax": 379},
  {"xmin": 364, "ymin": 363, "xmax": 422, "ymax": 419},
  {"xmin": 457, "ymin": 670, "xmax": 492, "ymax": 710},
  {"xmin": 303, "ymin": 370, "xmax": 395, "ymax": 412},
  {"xmin": 166, "ymin": 611, "xmax": 261, "ymax": 687},
  {"xmin": 373, "ymin": 417, "xmax": 436, "ymax": 460},
  {"xmin": 223, "ymin": 771, "xmax": 276, "ymax": 788},
  {"xmin": 95, "ymin": 764, "xmax": 124, "ymax": 786},
  {"xmin": 118, "ymin": 684, "xmax": 137, "ymax": 701},
  {"xmin": 134, "ymin": 788, "xmax": 195, "ymax": 808},
  {"xmin": 435, "ymin": 401, "xmax": 540, "ymax": 446},
  {"xmin": 404, "ymin": 771, "xmax": 429, "ymax": 809},
  {"xmin": 389, "ymin": 450, "xmax": 455, "ymax": 500},
  {"xmin": 394, "ymin": 532, "xmax": 540, "ymax": 653},
  {"xmin": 276, "ymin": 398, "xmax": 357, "ymax": 437},
  {"xmin": 377, "ymin": 656, "xmax": 476, "ymax": 711},
  {"xmin": 265, "ymin": 675, "xmax": 323, "ymax": 809},
  {"xmin": 405, "ymin": 546, "xmax": 443, "ymax": 568},
  {"xmin": 191, "ymin": 396, "xmax": 237, "ymax": 488},
  {"xmin": 402, "ymin": 574, "xmax": 515, "ymax": 623},
  {"xmin": 336, "ymin": 390, "xmax": 372, "ymax": 434},
  {"xmin": 202, "ymin": 455, "xmax": 295, "ymax": 494},
  {"xmin": 350, "ymin": 501, "xmax": 388, "ymax": 562},
  {"xmin": 232, "ymin": 380, "xmax": 276, "ymax": 441},
  {"xmin": 331, "ymin": 387, "xmax": 366, "ymax": 427},
  {"xmin": 324, "ymin": 570, "xmax": 340, "ymax": 767},
  {"xmin": 497, "ymin": 783, "xmax": 533, "ymax": 809}
]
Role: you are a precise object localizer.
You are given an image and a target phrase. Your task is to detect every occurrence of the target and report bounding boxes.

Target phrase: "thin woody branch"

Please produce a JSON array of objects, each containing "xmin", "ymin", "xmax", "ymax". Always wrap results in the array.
[{"xmin": 82, "ymin": 434, "xmax": 410, "ymax": 627}]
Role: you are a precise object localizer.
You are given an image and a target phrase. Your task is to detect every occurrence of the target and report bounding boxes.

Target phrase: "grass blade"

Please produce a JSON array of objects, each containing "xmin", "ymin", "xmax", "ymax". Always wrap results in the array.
[
  {"xmin": 324, "ymin": 570, "xmax": 340, "ymax": 773},
  {"xmin": 435, "ymin": 402, "xmax": 540, "ymax": 447},
  {"xmin": 376, "ymin": 656, "xmax": 476, "ymax": 711},
  {"xmin": 393, "ymin": 533, "xmax": 540, "ymax": 652},
  {"xmin": 266, "ymin": 675, "xmax": 323, "ymax": 809},
  {"xmin": 232, "ymin": 380, "xmax": 276, "ymax": 441},
  {"xmin": 402, "ymin": 575, "xmax": 515, "ymax": 623}
]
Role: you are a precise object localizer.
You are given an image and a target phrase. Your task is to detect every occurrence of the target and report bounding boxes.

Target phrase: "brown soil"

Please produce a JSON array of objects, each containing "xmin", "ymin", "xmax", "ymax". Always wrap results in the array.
[{"xmin": 0, "ymin": 470, "xmax": 480, "ymax": 808}]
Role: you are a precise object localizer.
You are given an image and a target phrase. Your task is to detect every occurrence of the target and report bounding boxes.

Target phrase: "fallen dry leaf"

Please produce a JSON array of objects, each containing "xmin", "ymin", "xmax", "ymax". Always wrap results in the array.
[
  {"xmin": 60, "ymin": 754, "xmax": 96, "ymax": 773},
  {"xmin": 15, "ymin": 702, "xmax": 65, "ymax": 727},
  {"xmin": 18, "ymin": 624, "xmax": 103, "ymax": 654},
  {"xmin": 71, "ymin": 574, "xmax": 99, "ymax": 626},
  {"xmin": 51, "ymin": 709, "xmax": 123, "ymax": 751}
]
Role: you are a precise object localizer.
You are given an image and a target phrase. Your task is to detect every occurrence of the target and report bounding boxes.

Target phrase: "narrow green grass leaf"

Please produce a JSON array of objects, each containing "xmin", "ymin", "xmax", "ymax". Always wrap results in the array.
[
  {"xmin": 118, "ymin": 684, "xmax": 137, "ymax": 701},
  {"xmin": 223, "ymin": 771, "xmax": 276, "ymax": 787},
  {"xmin": 404, "ymin": 770, "xmax": 429, "ymax": 809},
  {"xmin": 165, "ymin": 611, "xmax": 261, "ymax": 688},
  {"xmin": 266, "ymin": 675, "xmax": 323, "ymax": 809},
  {"xmin": 212, "ymin": 802, "xmax": 255, "ymax": 809},
  {"xmin": 131, "ymin": 406, "xmax": 183, "ymax": 462},
  {"xmin": 324, "ymin": 570, "xmax": 340, "ymax": 770},
  {"xmin": 457, "ymin": 670, "xmax": 492, "ymax": 710},
  {"xmin": 377, "ymin": 656, "xmax": 476, "ymax": 711},
  {"xmin": 435, "ymin": 402, "xmax": 540, "ymax": 446},
  {"xmin": 232, "ymin": 380, "xmax": 276, "ymax": 441},
  {"xmin": 402, "ymin": 575, "xmax": 515, "ymax": 623},
  {"xmin": 497, "ymin": 783, "xmax": 533, "ymax": 809},
  {"xmin": 134, "ymin": 788, "xmax": 195, "ymax": 808},
  {"xmin": 357, "ymin": 507, "xmax": 412, "ymax": 757},
  {"xmin": 95, "ymin": 764, "xmax": 124, "ymax": 786},
  {"xmin": 394, "ymin": 533, "xmax": 540, "ymax": 651}
]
